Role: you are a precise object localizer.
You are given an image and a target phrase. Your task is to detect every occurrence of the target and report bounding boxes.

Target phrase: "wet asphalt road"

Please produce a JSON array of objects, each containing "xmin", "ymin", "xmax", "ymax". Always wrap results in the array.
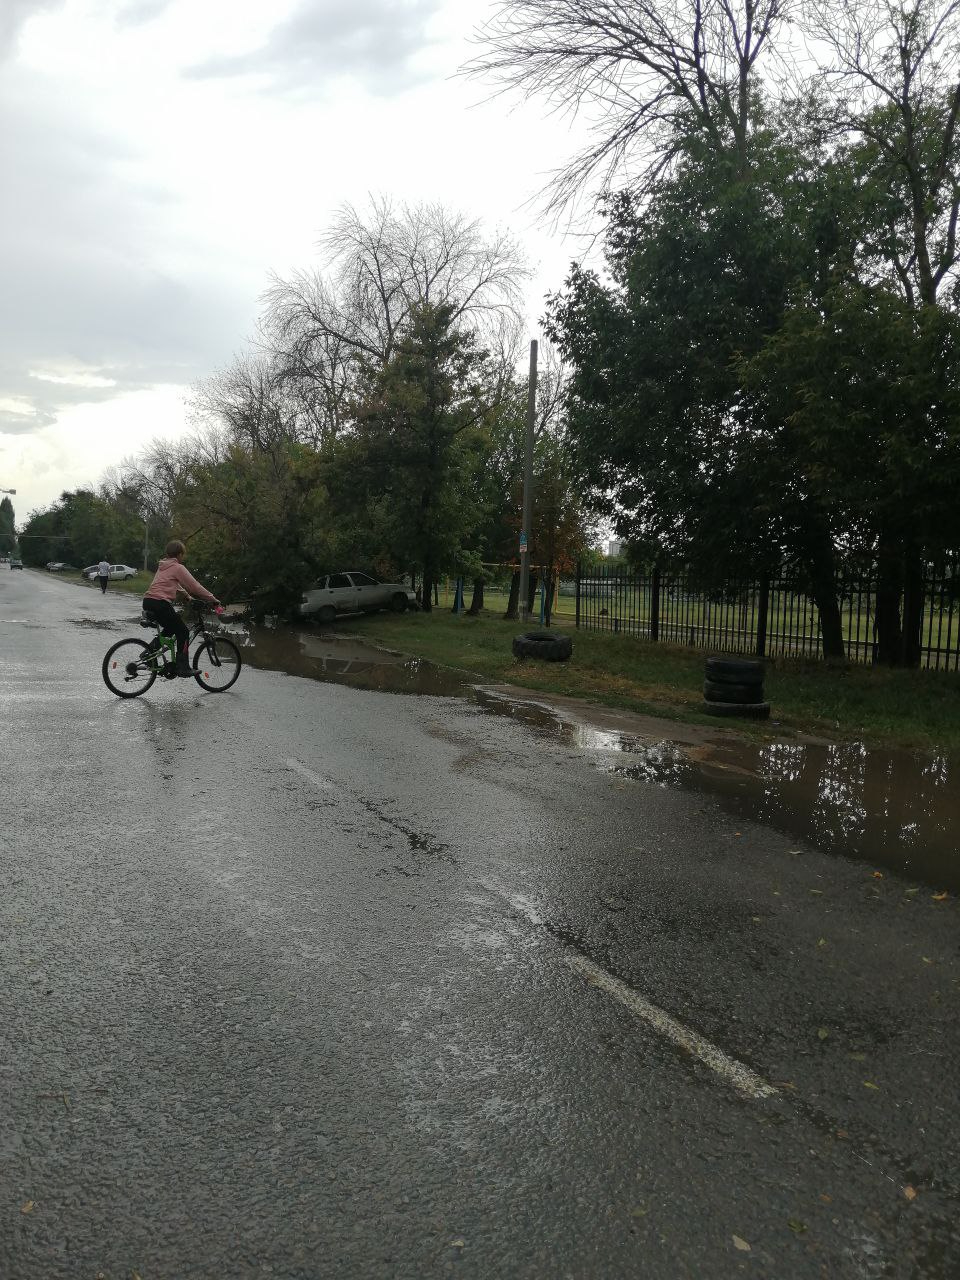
[{"xmin": 2, "ymin": 570, "xmax": 959, "ymax": 1280}]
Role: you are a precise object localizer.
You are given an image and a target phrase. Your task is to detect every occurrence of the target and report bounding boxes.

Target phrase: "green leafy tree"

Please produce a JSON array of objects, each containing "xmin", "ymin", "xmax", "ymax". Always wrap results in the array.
[
  {"xmin": 337, "ymin": 302, "xmax": 493, "ymax": 612},
  {"xmin": 0, "ymin": 497, "xmax": 15, "ymax": 555},
  {"xmin": 19, "ymin": 487, "xmax": 166, "ymax": 572},
  {"xmin": 474, "ymin": 0, "xmax": 960, "ymax": 666},
  {"xmin": 170, "ymin": 433, "xmax": 337, "ymax": 618},
  {"xmin": 466, "ymin": 348, "xmax": 591, "ymax": 618},
  {"xmin": 741, "ymin": 286, "xmax": 960, "ymax": 663},
  {"xmin": 547, "ymin": 125, "xmax": 855, "ymax": 657}
]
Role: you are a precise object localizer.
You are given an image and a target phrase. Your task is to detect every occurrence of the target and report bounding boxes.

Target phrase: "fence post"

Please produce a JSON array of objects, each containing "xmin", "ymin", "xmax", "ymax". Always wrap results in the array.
[
  {"xmin": 575, "ymin": 560, "xmax": 581, "ymax": 629},
  {"xmin": 756, "ymin": 575, "xmax": 770, "ymax": 658},
  {"xmin": 650, "ymin": 564, "xmax": 661, "ymax": 642}
]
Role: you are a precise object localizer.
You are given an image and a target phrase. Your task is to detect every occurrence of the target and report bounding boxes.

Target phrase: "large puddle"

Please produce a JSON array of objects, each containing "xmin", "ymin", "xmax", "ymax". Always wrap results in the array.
[
  {"xmin": 227, "ymin": 623, "xmax": 959, "ymax": 890},
  {"xmin": 233, "ymin": 624, "xmax": 468, "ymax": 697},
  {"xmin": 477, "ymin": 693, "xmax": 958, "ymax": 890}
]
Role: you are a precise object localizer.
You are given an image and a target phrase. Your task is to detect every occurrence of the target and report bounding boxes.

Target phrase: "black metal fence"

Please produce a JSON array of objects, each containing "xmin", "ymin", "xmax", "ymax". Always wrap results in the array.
[{"xmin": 575, "ymin": 561, "xmax": 960, "ymax": 670}]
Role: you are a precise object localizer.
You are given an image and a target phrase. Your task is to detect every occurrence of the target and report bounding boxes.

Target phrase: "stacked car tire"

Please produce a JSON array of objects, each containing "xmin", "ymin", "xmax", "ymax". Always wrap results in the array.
[
  {"xmin": 512, "ymin": 630, "xmax": 573, "ymax": 662},
  {"xmin": 703, "ymin": 655, "xmax": 769, "ymax": 719}
]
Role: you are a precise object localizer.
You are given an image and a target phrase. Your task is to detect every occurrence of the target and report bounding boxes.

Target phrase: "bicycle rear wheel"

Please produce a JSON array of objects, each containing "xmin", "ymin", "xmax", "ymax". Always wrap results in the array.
[
  {"xmin": 192, "ymin": 637, "xmax": 241, "ymax": 692},
  {"xmin": 103, "ymin": 638, "xmax": 158, "ymax": 698}
]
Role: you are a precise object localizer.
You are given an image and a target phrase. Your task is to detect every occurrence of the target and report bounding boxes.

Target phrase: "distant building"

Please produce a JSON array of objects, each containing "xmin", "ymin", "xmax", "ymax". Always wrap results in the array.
[{"xmin": 605, "ymin": 540, "xmax": 623, "ymax": 558}]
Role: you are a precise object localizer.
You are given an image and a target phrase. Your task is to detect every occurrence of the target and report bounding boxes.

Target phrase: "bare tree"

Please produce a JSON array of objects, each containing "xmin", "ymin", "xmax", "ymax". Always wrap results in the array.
[
  {"xmin": 114, "ymin": 437, "xmax": 197, "ymax": 526},
  {"xmin": 465, "ymin": 1, "xmax": 793, "ymax": 214},
  {"xmin": 806, "ymin": 0, "xmax": 960, "ymax": 306},
  {"xmin": 262, "ymin": 196, "xmax": 529, "ymax": 438},
  {"xmin": 190, "ymin": 354, "xmax": 294, "ymax": 453}
]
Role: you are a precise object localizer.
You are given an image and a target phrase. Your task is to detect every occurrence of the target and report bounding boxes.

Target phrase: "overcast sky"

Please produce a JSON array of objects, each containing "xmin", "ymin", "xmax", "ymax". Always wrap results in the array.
[{"xmin": 0, "ymin": 0, "xmax": 588, "ymax": 521}]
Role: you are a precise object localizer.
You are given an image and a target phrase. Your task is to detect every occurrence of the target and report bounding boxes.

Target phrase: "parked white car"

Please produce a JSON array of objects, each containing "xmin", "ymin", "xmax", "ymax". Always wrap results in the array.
[
  {"xmin": 83, "ymin": 563, "xmax": 139, "ymax": 581},
  {"xmin": 299, "ymin": 572, "xmax": 417, "ymax": 623}
]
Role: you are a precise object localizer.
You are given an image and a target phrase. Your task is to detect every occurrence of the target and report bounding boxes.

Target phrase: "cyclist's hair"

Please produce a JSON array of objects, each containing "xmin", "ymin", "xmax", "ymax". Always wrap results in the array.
[{"xmin": 165, "ymin": 539, "xmax": 186, "ymax": 558}]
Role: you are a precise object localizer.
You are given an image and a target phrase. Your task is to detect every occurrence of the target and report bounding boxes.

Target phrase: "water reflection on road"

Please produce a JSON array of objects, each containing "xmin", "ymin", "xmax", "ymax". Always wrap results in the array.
[
  {"xmin": 478, "ymin": 694, "xmax": 959, "ymax": 891},
  {"xmin": 226, "ymin": 622, "xmax": 959, "ymax": 889},
  {"xmin": 232, "ymin": 622, "xmax": 468, "ymax": 696}
]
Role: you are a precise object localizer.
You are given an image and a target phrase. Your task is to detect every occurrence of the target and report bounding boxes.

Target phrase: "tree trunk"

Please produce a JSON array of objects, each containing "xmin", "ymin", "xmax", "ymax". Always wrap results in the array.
[
  {"xmin": 527, "ymin": 571, "xmax": 539, "ymax": 617},
  {"xmin": 901, "ymin": 551, "xmax": 924, "ymax": 669},
  {"xmin": 421, "ymin": 565, "xmax": 434, "ymax": 614},
  {"xmin": 812, "ymin": 579, "xmax": 845, "ymax": 661},
  {"xmin": 543, "ymin": 574, "xmax": 555, "ymax": 626},
  {"xmin": 467, "ymin": 577, "xmax": 485, "ymax": 615},
  {"xmin": 806, "ymin": 533, "xmax": 845, "ymax": 661},
  {"xmin": 874, "ymin": 543, "xmax": 903, "ymax": 666},
  {"xmin": 419, "ymin": 455, "xmax": 438, "ymax": 613},
  {"xmin": 504, "ymin": 571, "xmax": 520, "ymax": 620}
]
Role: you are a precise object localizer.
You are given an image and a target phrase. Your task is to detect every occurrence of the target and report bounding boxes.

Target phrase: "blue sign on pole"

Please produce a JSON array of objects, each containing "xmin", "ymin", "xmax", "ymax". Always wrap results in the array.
[{"xmin": 519, "ymin": 532, "xmax": 528, "ymax": 555}]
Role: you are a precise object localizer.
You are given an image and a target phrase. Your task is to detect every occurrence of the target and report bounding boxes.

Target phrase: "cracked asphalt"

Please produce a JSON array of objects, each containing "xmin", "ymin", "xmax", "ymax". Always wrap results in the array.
[{"xmin": 2, "ymin": 570, "xmax": 959, "ymax": 1279}]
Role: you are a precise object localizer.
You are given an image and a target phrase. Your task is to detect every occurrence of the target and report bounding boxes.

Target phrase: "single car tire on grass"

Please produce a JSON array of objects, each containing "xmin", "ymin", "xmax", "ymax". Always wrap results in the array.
[
  {"xmin": 512, "ymin": 630, "xmax": 573, "ymax": 662},
  {"xmin": 704, "ymin": 679, "xmax": 766, "ymax": 703},
  {"xmin": 702, "ymin": 699, "xmax": 770, "ymax": 719},
  {"xmin": 704, "ymin": 656, "xmax": 764, "ymax": 683}
]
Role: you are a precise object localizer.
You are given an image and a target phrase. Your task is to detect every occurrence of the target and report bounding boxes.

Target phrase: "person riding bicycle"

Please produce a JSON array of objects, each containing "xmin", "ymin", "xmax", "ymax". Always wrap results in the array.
[{"xmin": 142, "ymin": 539, "xmax": 220, "ymax": 677}]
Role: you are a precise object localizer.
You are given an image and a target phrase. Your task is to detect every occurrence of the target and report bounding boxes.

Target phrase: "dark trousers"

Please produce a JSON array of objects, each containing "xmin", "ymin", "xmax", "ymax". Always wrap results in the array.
[
  {"xmin": 98, "ymin": 575, "xmax": 109, "ymax": 593},
  {"xmin": 142, "ymin": 598, "xmax": 189, "ymax": 657}
]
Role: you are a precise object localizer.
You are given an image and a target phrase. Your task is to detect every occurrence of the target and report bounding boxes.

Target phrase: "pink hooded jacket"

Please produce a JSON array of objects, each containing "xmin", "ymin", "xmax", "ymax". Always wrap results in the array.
[{"xmin": 144, "ymin": 557, "xmax": 218, "ymax": 604}]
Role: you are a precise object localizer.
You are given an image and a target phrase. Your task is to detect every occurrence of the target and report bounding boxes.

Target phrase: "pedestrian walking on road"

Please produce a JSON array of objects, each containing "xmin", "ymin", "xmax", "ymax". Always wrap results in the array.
[{"xmin": 96, "ymin": 559, "xmax": 110, "ymax": 593}]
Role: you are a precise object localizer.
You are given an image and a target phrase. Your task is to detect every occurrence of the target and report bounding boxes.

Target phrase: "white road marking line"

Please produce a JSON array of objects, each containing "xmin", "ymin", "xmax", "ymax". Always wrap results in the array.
[
  {"xmin": 566, "ymin": 952, "xmax": 778, "ymax": 1101},
  {"xmin": 484, "ymin": 883, "xmax": 778, "ymax": 1102},
  {"xmin": 284, "ymin": 757, "xmax": 334, "ymax": 790}
]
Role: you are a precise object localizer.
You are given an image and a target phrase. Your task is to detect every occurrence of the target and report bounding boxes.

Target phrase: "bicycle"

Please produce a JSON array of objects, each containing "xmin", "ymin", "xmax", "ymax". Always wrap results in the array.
[{"xmin": 101, "ymin": 601, "xmax": 242, "ymax": 698}]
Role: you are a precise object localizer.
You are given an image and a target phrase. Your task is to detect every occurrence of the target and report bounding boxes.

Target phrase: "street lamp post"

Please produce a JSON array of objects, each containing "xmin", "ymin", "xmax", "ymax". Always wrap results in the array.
[{"xmin": 518, "ymin": 340, "xmax": 537, "ymax": 625}]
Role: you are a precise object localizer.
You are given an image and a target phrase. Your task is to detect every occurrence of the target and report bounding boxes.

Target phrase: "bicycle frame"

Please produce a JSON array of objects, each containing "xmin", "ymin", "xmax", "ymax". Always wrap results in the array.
[{"xmin": 140, "ymin": 603, "xmax": 219, "ymax": 672}]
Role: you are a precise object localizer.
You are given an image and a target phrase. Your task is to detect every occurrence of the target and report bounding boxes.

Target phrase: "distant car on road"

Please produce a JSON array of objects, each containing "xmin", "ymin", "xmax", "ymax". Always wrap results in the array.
[
  {"xmin": 299, "ymin": 571, "xmax": 417, "ymax": 624},
  {"xmin": 9, "ymin": 559, "xmax": 23, "ymax": 570},
  {"xmin": 82, "ymin": 563, "xmax": 139, "ymax": 581},
  {"xmin": 45, "ymin": 562, "xmax": 76, "ymax": 573}
]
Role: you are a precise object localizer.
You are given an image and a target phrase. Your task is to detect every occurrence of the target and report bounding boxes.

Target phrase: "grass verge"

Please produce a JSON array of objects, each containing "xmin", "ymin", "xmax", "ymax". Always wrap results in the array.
[
  {"xmin": 342, "ymin": 608, "xmax": 960, "ymax": 753},
  {"xmin": 52, "ymin": 571, "xmax": 150, "ymax": 596}
]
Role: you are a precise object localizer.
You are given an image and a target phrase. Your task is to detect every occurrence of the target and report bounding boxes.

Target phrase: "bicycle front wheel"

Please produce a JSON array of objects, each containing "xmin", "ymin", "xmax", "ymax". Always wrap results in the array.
[
  {"xmin": 103, "ymin": 638, "xmax": 158, "ymax": 698},
  {"xmin": 192, "ymin": 637, "xmax": 242, "ymax": 692}
]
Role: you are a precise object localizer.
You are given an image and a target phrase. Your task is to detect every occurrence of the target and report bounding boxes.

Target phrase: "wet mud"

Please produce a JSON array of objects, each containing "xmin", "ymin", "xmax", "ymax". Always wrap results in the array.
[
  {"xmin": 69, "ymin": 617, "xmax": 119, "ymax": 630},
  {"xmin": 227, "ymin": 622, "xmax": 960, "ymax": 890}
]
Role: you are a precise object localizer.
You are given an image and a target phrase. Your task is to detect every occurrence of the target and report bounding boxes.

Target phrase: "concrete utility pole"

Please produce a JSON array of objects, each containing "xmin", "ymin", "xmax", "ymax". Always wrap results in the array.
[{"xmin": 518, "ymin": 339, "xmax": 537, "ymax": 625}]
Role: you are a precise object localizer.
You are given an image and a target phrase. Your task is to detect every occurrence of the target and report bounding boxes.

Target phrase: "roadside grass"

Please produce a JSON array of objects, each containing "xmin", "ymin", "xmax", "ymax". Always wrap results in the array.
[
  {"xmin": 38, "ymin": 569, "xmax": 959, "ymax": 750},
  {"xmin": 341, "ymin": 607, "xmax": 960, "ymax": 753},
  {"xmin": 61, "ymin": 571, "xmax": 149, "ymax": 596}
]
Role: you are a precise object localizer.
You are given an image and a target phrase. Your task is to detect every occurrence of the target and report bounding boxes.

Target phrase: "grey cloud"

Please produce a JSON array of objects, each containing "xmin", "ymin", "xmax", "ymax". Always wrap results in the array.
[
  {"xmin": 188, "ymin": 0, "xmax": 442, "ymax": 96},
  {"xmin": 0, "ymin": 75, "xmax": 256, "ymax": 437},
  {"xmin": 114, "ymin": 0, "xmax": 174, "ymax": 29},
  {"xmin": 0, "ymin": 407, "xmax": 57, "ymax": 435},
  {"xmin": 0, "ymin": 1, "xmax": 63, "ymax": 60}
]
